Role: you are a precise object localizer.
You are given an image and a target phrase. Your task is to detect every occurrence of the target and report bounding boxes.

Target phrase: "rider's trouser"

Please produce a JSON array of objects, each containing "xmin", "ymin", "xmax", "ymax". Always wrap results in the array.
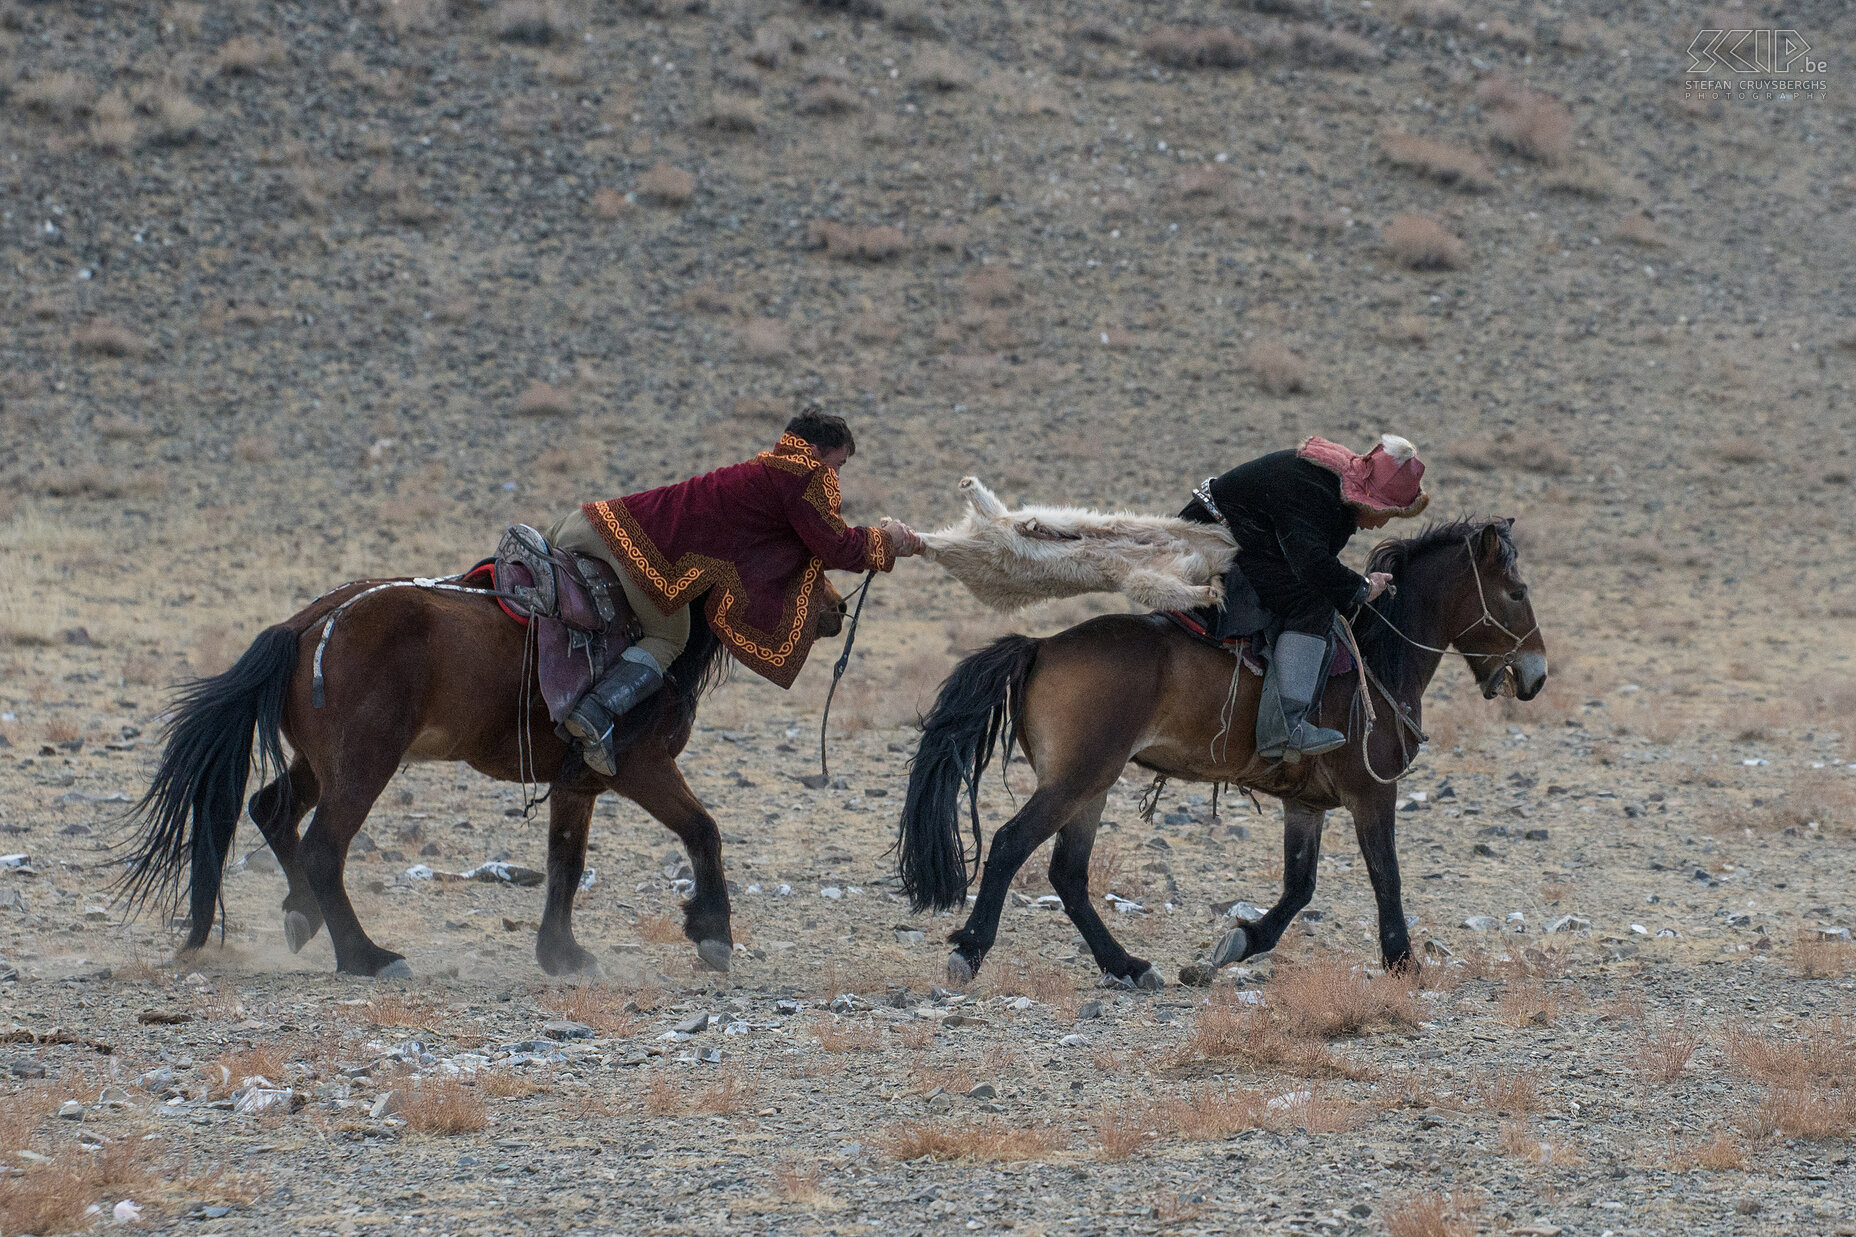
[{"xmin": 546, "ymin": 508, "xmax": 690, "ymax": 674}]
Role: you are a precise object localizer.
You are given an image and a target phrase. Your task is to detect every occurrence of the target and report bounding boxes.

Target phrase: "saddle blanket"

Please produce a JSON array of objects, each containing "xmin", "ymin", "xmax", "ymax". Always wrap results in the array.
[
  {"xmin": 461, "ymin": 559, "xmax": 530, "ymax": 626},
  {"xmin": 1162, "ymin": 610, "xmax": 1356, "ymax": 678}
]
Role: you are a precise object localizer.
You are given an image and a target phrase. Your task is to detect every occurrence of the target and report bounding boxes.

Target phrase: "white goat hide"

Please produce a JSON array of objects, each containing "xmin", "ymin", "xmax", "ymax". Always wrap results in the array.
[{"xmin": 920, "ymin": 476, "xmax": 1236, "ymax": 613}]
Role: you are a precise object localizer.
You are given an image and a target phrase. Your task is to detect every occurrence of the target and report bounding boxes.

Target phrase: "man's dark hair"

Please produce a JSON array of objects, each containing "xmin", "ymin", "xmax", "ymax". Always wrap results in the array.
[{"xmin": 785, "ymin": 407, "xmax": 855, "ymax": 457}]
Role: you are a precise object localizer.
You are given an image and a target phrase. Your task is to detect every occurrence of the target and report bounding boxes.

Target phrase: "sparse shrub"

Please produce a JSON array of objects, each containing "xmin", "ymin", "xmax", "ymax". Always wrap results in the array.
[
  {"xmin": 496, "ymin": 0, "xmax": 566, "ymax": 44},
  {"xmin": 797, "ymin": 82, "xmax": 861, "ymax": 116},
  {"xmin": 1141, "ymin": 26, "xmax": 1253, "ymax": 69},
  {"xmin": 1614, "ymin": 213, "xmax": 1667, "ymax": 246},
  {"xmin": 773, "ymin": 1158, "xmax": 830, "ymax": 1205},
  {"xmin": 217, "ymin": 35, "xmax": 285, "ymax": 75},
  {"xmin": 1641, "ymin": 1025, "xmax": 1698, "ymax": 1084},
  {"xmin": 1478, "ymin": 78, "xmax": 1572, "ymax": 163},
  {"xmin": 147, "ymin": 90, "xmax": 207, "ymax": 145},
  {"xmin": 514, "ymin": 382, "xmax": 574, "ymax": 417},
  {"xmin": 1381, "ymin": 133, "xmax": 1492, "ymax": 191},
  {"xmin": 87, "ymin": 91, "xmax": 137, "ymax": 153},
  {"xmin": 15, "ymin": 71, "xmax": 92, "ymax": 122},
  {"xmin": 701, "ymin": 94, "xmax": 763, "ymax": 134},
  {"xmin": 542, "ymin": 984, "xmax": 640, "ymax": 1036},
  {"xmin": 807, "ymin": 221, "xmax": 906, "ymax": 262},
  {"xmin": 1291, "ymin": 24, "xmax": 1380, "ymax": 69},
  {"xmin": 233, "ymin": 436, "xmax": 277, "ymax": 463},
  {"xmin": 1711, "ymin": 435, "xmax": 1767, "ymax": 464},
  {"xmin": 1476, "ymin": 1068, "xmax": 1543, "ymax": 1115},
  {"xmin": 1381, "ymin": 314, "xmax": 1431, "ymax": 345},
  {"xmin": 1246, "ymin": 338, "xmax": 1311, "ymax": 395},
  {"xmin": 910, "ymin": 48, "xmax": 971, "ymax": 91},
  {"xmin": 635, "ymin": 911, "xmax": 684, "ymax": 944},
  {"xmin": 401, "ymin": 1075, "xmax": 488, "ymax": 1134},
  {"xmin": 1383, "ymin": 1192, "xmax": 1477, "ymax": 1237},
  {"xmin": 1269, "ymin": 956, "xmax": 1423, "ymax": 1038},
  {"xmin": 1384, "ymin": 214, "xmax": 1465, "ymax": 270},
  {"xmin": 72, "ymin": 320, "xmax": 147, "ymax": 358},
  {"xmin": 1543, "ymin": 157, "xmax": 1616, "ymax": 198},
  {"xmin": 1499, "ymin": 1119, "xmax": 1580, "ymax": 1165},
  {"xmin": 1447, "ymin": 431, "xmax": 1572, "ymax": 475},
  {"xmin": 748, "ymin": 25, "xmax": 798, "ymax": 70},
  {"xmin": 1092, "ymin": 1107, "xmax": 1157, "ymax": 1160},
  {"xmin": 885, "ymin": 1119, "xmax": 1064, "ymax": 1162},
  {"xmin": 636, "ymin": 162, "xmax": 695, "ymax": 208},
  {"xmin": 1669, "ymin": 1132, "xmax": 1747, "ymax": 1171},
  {"xmin": 590, "ymin": 187, "xmax": 627, "ymax": 219}
]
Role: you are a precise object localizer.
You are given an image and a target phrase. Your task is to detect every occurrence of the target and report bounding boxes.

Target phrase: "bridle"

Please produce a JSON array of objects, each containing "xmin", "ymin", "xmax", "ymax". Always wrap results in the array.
[
  {"xmin": 1360, "ymin": 533, "xmax": 1539, "ymax": 699},
  {"xmin": 1337, "ymin": 533, "xmax": 1539, "ymax": 785}
]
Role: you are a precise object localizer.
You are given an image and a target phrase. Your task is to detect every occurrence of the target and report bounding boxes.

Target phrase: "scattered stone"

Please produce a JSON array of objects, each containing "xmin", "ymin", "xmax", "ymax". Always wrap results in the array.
[
  {"xmin": 1735, "ymin": 1198, "xmax": 1761, "ymax": 1216},
  {"xmin": 98, "ymin": 1085, "xmax": 131, "ymax": 1108},
  {"xmin": 775, "ymin": 1000, "xmax": 801, "ymax": 1016},
  {"xmin": 893, "ymin": 928, "xmax": 926, "ymax": 945},
  {"xmin": 1077, "ymin": 1000, "xmax": 1105, "ymax": 1020},
  {"xmin": 925, "ymin": 1090, "xmax": 953, "ymax": 1113},
  {"xmin": 58, "ymin": 1100, "xmax": 84, "ymax": 1119},
  {"xmin": 12, "ymin": 1061, "xmax": 45, "ymax": 1079},
  {"xmin": 1523, "ymin": 828, "xmax": 1549, "ymax": 841},
  {"xmin": 1059, "ymin": 1033, "xmax": 1087, "ymax": 1047},
  {"xmin": 674, "ymin": 1014, "xmax": 713, "ymax": 1035},
  {"xmin": 1423, "ymin": 939, "xmax": 1453, "ymax": 959},
  {"xmin": 1545, "ymin": 915, "xmax": 1592, "ymax": 934},
  {"xmin": 369, "ymin": 1090, "xmax": 402, "ymax": 1119},
  {"xmin": 543, "ymin": 1020, "xmax": 594, "ymax": 1041},
  {"xmin": 1816, "ymin": 926, "xmax": 1852, "ymax": 942},
  {"xmin": 966, "ymin": 1083, "xmax": 996, "ymax": 1099},
  {"xmin": 1472, "ymin": 842, "xmax": 1502, "ymax": 858},
  {"xmin": 1463, "ymin": 915, "xmax": 1499, "ymax": 931}
]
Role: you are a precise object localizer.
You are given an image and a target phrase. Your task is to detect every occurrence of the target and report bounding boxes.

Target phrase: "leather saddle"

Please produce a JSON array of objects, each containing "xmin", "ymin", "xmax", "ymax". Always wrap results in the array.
[{"xmin": 494, "ymin": 525, "xmax": 637, "ymax": 728}]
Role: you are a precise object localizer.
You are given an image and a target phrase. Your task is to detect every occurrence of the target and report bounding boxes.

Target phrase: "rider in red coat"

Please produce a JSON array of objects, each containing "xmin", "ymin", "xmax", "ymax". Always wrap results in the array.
[{"xmin": 549, "ymin": 410, "xmax": 924, "ymax": 774}]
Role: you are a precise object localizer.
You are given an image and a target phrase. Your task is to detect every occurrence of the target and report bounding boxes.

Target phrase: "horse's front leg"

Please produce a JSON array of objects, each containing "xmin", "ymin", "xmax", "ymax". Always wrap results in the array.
[
  {"xmin": 536, "ymin": 786, "xmax": 602, "ymax": 978},
  {"xmin": 1348, "ymin": 786, "xmax": 1413, "ymax": 972},
  {"xmin": 1213, "ymin": 800, "xmax": 1324, "ymax": 967}
]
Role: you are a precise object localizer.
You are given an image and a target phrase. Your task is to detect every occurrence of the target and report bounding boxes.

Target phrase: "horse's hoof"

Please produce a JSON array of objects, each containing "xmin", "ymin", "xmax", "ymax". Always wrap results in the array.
[
  {"xmin": 283, "ymin": 911, "xmax": 316, "ymax": 955},
  {"xmin": 376, "ymin": 959, "xmax": 413, "ymax": 980},
  {"xmin": 946, "ymin": 952, "xmax": 975, "ymax": 987},
  {"xmin": 1133, "ymin": 966, "xmax": 1164, "ymax": 991},
  {"xmin": 539, "ymin": 946, "xmax": 602, "ymax": 979},
  {"xmin": 696, "ymin": 939, "xmax": 732, "ymax": 973},
  {"xmin": 1212, "ymin": 925, "xmax": 1251, "ymax": 968}
]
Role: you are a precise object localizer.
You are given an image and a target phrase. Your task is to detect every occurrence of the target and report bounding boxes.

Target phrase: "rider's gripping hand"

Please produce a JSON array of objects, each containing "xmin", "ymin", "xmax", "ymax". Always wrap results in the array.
[
  {"xmin": 879, "ymin": 518, "xmax": 926, "ymax": 558},
  {"xmin": 1365, "ymin": 571, "xmax": 1393, "ymax": 602}
]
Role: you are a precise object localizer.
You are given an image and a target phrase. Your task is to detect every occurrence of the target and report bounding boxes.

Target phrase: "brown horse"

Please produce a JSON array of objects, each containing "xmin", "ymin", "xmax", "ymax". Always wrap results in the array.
[
  {"xmin": 897, "ymin": 519, "xmax": 1547, "ymax": 988},
  {"xmin": 120, "ymin": 573, "xmax": 841, "ymax": 978}
]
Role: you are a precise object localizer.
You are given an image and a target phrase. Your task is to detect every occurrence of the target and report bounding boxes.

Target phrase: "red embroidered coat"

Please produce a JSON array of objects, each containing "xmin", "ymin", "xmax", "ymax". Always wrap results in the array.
[{"xmin": 583, "ymin": 434, "xmax": 896, "ymax": 687}]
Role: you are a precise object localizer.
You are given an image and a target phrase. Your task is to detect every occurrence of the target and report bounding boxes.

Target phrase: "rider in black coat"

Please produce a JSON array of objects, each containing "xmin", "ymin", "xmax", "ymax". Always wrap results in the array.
[{"xmin": 1182, "ymin": 435, "xmax": 1430, "ymax": 763}]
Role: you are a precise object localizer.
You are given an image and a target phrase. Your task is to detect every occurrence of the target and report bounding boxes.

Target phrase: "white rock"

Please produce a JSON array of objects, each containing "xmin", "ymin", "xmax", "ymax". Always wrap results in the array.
[
  {"xmin": 1463, "ymin": 915, "xmax": 1499, "ymax": 931},
  {"xmin": 1059, "ymin": 1033, "xmax": 1087, "ymax": 1047},
  {"xmin": 1629, "ymin": 924, "xmax": 1649, "ymax": 935},
  {"xmin": 113, "ymin": 1200, "xmax": 142, "ymax": 1223},
  {"xmin": 820, "ymin": 886, "xmax": 842, "ymax": 900}
]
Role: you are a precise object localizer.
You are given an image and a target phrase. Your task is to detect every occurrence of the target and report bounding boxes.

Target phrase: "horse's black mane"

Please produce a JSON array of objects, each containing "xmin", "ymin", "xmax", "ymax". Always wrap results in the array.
[{"xmin": 1353, "ymin": 518, "xmax": 1514, "ymax": 691}]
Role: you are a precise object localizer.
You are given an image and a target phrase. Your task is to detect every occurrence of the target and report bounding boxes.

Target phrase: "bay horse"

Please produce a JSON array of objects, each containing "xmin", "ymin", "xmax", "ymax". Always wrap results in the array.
[
  {"xmin": 121, "ymin": 573, "xmax": 841, "ymax": 978},
  {"xmin": 897, "ymin": 519, "xmax": 1547, "ymax": 988}
]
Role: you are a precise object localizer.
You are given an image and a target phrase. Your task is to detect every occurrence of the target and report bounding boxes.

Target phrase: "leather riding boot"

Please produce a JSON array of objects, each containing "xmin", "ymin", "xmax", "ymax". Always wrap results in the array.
[
  {"xmin": 563, "ymin": 650, "xmax": 664, "ymax": 776},
  {"xmin": 1257, "ymin": 630, "xmax": 1347, "ymax": 764}
]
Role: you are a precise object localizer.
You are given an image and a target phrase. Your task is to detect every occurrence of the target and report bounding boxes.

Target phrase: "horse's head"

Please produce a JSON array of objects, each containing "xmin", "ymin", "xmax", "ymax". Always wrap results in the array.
[
  {"xmin": 1361, "ymin": 518, "xmax": 1548, "ymax": 703},
  {"xmin": 1449, "ymin": 519, "xmax": 1548, "ymax": 700},
  {"xmin": 817, "ymin": 575, "xmax": 846, "ymax": 639}
]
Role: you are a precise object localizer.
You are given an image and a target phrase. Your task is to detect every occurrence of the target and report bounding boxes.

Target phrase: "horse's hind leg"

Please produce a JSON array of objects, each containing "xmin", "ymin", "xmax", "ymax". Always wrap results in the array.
[
  {"xmin": 614, "ymin": 754, "xmax": 733, "ymax": 974},
  {"xmin": 297, "ymin": 758, "xmax": 409, "ymax": 978},
  {"xmin": 948, "ymin": 780, "xmax": 1117, "ymax": 986},
  {"xmin": 1046, "ymin": 794, "xmax": 1161, "ymax": 989},
  {"xmin": 1213, "ymin": 800, "xmax": 1324, "ymax": 967},
  {"xmin": 247, "ymin": 756, "xmax": 324, "ymax": 954},
  {"xmin": 536, "ymin": 788, "xmax": 602, "ymax": 978}
]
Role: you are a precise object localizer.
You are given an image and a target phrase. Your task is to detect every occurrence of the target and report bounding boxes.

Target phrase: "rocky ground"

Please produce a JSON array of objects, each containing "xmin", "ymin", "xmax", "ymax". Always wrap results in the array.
[{"xmin": 3, "ymin": 0, "xmax": 1856, "ymax": 1233}]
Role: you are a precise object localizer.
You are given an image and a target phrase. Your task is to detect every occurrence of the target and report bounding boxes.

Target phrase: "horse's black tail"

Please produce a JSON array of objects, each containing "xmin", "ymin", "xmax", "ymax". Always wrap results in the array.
[
  {"xmin": 118, "ymin": 625, "xmax": 298, "ymax": 950},
  {"xmin": 897, "ymin": 634, "xmax": 1040, "ymax": 912}
]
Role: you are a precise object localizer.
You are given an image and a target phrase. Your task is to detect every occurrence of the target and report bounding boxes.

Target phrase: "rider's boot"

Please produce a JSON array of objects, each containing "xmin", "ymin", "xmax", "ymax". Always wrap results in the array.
[
  {"xmin": 1256, "ymin": 630, "xmax": 1347, "ymax": 765},
  {"xmin": 562, "ymin": 648, "xmax": 664, "ymax": 777}
]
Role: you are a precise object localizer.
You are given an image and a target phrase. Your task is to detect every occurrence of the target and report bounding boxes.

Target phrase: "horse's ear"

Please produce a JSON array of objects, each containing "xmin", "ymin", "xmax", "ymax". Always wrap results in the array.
[
  {"xmin": 1500, "ymin": 516, "xmax": 1515, "ymax": 530},
  {"xmin": 1476, "ymin": 523, "xmax": 1505, "ymax": 560}
]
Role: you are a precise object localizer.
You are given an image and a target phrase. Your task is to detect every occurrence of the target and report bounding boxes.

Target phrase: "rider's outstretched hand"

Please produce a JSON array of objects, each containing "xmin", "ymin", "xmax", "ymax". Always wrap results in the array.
[{"xmin": 880, "ymin": 518, "xmax": 926, "ymax": 558}]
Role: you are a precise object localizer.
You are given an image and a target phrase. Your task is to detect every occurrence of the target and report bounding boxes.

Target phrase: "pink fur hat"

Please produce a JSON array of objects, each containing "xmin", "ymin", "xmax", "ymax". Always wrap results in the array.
[{"xmin": 1297, "ymin": 434, "xmax": 1430, "ymax": 518}]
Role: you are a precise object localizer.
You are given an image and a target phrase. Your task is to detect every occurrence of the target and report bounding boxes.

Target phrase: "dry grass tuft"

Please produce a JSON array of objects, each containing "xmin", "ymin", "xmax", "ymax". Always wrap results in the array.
[
  {"xmin": 364, "ymin": 990, "xmax": 439, "ymax": 1029},
  {"xmin": 1793, "ymin": 934, "xmax": 1855, "ymax": 978},
  {"xmin": 1291, "ymin": 25, "xmax": 1381, "ymax": 70},
  {"xmin": 217, "ymin": 35, "xmax": 286, "ymax": 75},
  {"xmin": 1246, "ymin": 338, "xmax": 1311, "ymax": 395},
  {"xmin": 514, "ymin": 381, "xmax": 574, "ymax": 417},
  {"xmin": 810, "ymin": 1016, "xmax": 880, "ymax": 1054},
  {"xmin": 1669, "ymin": 1132, "xmax": 1747, "ymax": 1171},
  {"xmin": 1499, "ymin": 1119, "xmax": 1581, "ymax": 1165},
  {"xmin": 1478, "ymin": 78, "xmax": 1572, "ymax": 163},
  {"xmin": 1141, "ymin": 27, "xmax": 1254, "ymax": 69},
  {"xmin": 1092, "ymin": 1107, "xmax": 1158, "ymax": 1160},
  {"xmin": 15, "ymin": 71, "xmax": 93, "ymax": 122},
  {"xmin": 1640, "ymin": 1025, "xmax": 1698, "ymax": 1085},
  {"xmin": 72, "ymin": 320, "xmax": 148, "ymax": 358},
  {"xmin": 979, "ymin": 954, "xmax": 1077, "ymax": 1010},
  {"xmin": 1384, "ymin": 214, "xmax": 1465, "ymax": 270},
  {"xmin": 885, "ymin": 1118, "xmax": 1064, "ymax": 1162},
  {"xmin": 808, "ymin": 221, "xmax": 907, "ymax": 263},
  {"xmin": 209, "ymin": 1044, "xmax": 289, "ymax": 1098},
  {"xmin": 1383, "ymin": 1191, "xmax": 1478, "ymax": 1237},
  {"xmin": 772, "ymin": 1158, "xmax": 832, "ymax": 1206},
  {"xmin": 909, "ymin": 48, "xmax": 971, "ymax": 91},
  {"xmin": 481, "ymin": 1071, "xmax": 543, "ymax": 1099},
  {"xmin": 635, "ymin": 912, "xmax": 686, "ymax": 944},
  {"xmin": 496, "ymin": 0, "xmax": 567, "ymax": 45},
  {"xmin": 701, "ymin": 94, "xmax": 763, "ymax": 134},
  {"xmin": 1497, "ymin": 976, "xmax": 1573, "ymax": 1028},
  {"xmin": 1617, "ymin": 217, "xmax": 1666, "ymax": 253},
  {"xmin": 1381, "ymin": 132, "xmax": 1492, "ymax": 191},
  {"xmin": 692, "ymin": 1069, "xmax": 757, "ymax": 1115},
  {"xmin": 1475, "ymin": 1067, "xmax": 1544, "ymax": 1115},
  {"xmin": 797, "ymin": 82, "xmax": 861, "ymax": 116},
  {"xmin": 542, "ymin": 985, "xmax": 640, "ymax": 1037},
  {"xmin": 636, "ymin": 162, "xmax": 695, "ymax": 208},
  {"xmin": 402, "ymin": 1075, "xmax": 488, "ymax": 1134},
  {"xmin": 1447, "ymin": 430, "xmax": 1573, "ymax": 475},
  {"xmin": 1269, "ymin": 956, "xmax": 1424, "ymax": 1039}
]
